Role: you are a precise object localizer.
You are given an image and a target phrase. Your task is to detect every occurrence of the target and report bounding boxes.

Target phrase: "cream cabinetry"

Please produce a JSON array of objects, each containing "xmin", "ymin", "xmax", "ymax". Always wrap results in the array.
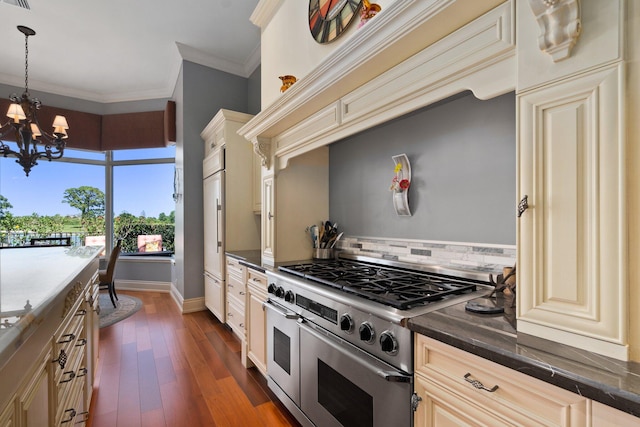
[
  {"xmin": 202, "ymin": 109, "xmax": 260, "ymax": 321},
  {"xmin": 591, "ymin": 401, "xmax": 640, "ymax": 426},
  {"xmin": 414, "ymin": 334, "xmax": 588, "ymax": 427},
  {"xmin": 225, "ymin": 257, "xmax": 246, "ymax": 342},
  {"xmin": 517, "ymin": 64, "xmax": 627, "ymax": 360},
  {"xmin": 246, "ymin": 268, "xmax": 268, "ymax": 376},
  {"xmin": 261, "ymin": 175, "xmax": 275, "ymax": 263},
  {"xmin": 0, "ymin": 255, "xmax": 99, "ymax": 427}
]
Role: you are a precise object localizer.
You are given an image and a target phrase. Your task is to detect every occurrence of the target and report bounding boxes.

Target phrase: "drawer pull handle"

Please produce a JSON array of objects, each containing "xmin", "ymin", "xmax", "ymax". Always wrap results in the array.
[
  {"xmin": 77, "ymin": 367, "xmax": 88, "ymax": 378},
  {"xmin": 75, "ymin": 338, "xmax": 87, "ymax": 347},
  {"xmin": 76, "ymin": 309, "xmax": 87, "ymax": 316},
  {"xmin": 61, "ymin": 408, "xmax": 76, "ymax": 423},
  {"xmin": 53, "ymin": 349, "xmax": 68, "ymax": 369},
  {"xmin": 239, "ymin": 291, "xmax": 245, "ymax": 296},
  {"xmin": 58, "ymin": 333, "xmax": 76, "ymax": 344},
  {"xmin": 61, "ymin": 371, "xmax": 76, "ymax": 383},
  {"xmin": 517, "ymin": 195, "xmax": 529, "ymax": 217},
  {"xmin": 464, "ymin": 373, "xmax": 499, "ymax": 392}
]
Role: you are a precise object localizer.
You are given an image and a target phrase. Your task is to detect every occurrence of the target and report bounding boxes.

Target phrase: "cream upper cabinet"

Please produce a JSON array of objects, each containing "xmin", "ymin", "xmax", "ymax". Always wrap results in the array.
[
  {"xmin": 516, "ymin": 13, "xmax": 628, "ymax": 359},
  {"xmin": 414, "ymin": 334, "xmax": 588, "ymax": 427}
]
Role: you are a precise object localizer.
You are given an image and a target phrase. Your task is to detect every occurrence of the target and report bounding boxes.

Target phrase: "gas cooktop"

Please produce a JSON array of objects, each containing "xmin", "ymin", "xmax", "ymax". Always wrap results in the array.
[{"xmin": 279, "ymin": 258, "xmax": 482, "ymax": 310}]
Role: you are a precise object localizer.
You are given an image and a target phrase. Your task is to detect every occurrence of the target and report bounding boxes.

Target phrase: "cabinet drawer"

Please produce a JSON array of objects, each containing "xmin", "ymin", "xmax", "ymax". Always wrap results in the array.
[
  {"xmin": 414, "ymin": 334, "xmax": 588, "ymax": 426},
  {"xmin": 226, "ymin": 299, "xmax": 245, "ymax": 339},
  {"xmin": 226, "ymin": 257, "xmax": 245, "ymax": 278},
  {"xmin": 227, "ymin": 273, "xmax": 246, "ymax": 306},
  {"xmin": 247, "ymin": 269, "xmax": 267, "ymax": 292}
]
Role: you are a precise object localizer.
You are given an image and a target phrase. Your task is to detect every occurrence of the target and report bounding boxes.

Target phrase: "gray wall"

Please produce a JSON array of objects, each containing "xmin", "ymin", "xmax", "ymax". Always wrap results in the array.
[
  {"xmin": 329, "ymin": 91, "xmax": 516, "ymax": 245},
  {"xmin": 178, "ymin": 61, "xmax": 250, "ymax": 300},
  {"xmin": 247, "ymin": 66, "xmax": 261, "ymax": 115}
]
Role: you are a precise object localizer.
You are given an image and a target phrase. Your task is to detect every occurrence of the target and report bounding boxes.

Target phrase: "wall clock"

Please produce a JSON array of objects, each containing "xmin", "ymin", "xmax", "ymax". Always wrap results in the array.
[{"xmin": 309, "ymin": 0, "xmax": 363, "ymax": 44}]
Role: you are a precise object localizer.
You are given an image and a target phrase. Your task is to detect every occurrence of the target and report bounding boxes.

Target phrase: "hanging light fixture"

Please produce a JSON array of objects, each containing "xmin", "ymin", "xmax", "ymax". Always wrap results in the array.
[{"xmin": 0, "ymin": 25, "xmax": 69, "ymax": 176}]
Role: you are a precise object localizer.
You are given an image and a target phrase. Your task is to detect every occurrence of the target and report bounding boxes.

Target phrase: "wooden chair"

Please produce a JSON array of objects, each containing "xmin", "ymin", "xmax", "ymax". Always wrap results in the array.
[{"xmin": 99, "ymin": 240, "xmax": 122, "ymax": 308}]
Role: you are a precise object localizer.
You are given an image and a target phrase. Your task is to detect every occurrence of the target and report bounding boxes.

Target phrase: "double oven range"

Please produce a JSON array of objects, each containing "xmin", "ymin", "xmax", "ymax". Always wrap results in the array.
[{"xmin": 265, "ymin": 254, "xmax": 491, "ymax": 427}]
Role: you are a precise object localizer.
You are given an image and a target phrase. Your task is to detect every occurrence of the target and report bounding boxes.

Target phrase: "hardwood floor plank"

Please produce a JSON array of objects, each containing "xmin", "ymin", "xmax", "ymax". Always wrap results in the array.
[
  {"xmin": 137, "ymin": 349, "xmax": 163, "ymax": 413},
  {"xmin": 88, "ymin": 291, "xmax": 298, "ymax": 427}
]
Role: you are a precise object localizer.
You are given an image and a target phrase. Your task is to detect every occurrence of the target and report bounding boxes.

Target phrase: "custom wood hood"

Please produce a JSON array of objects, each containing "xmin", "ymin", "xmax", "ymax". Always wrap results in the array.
[{"xmin": 238, "ymin": 0, "xmax": 512, "ymax": 170}]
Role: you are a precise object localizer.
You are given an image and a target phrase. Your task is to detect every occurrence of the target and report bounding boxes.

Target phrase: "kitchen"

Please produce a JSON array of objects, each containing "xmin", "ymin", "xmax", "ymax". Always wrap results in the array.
[
  {"xmin": 228, "ymin": 0, "xmax": 640, "ymax": 425},
  {"xmin": 1, "ymin": 0, "xmax": 640, "ymax": 426}
]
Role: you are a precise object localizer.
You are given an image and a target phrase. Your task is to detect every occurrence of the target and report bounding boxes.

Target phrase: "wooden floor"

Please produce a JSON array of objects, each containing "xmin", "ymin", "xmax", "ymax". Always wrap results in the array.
[{"xmin": 87, "ymin": 290, "xmax": 301, "ymax": 427}]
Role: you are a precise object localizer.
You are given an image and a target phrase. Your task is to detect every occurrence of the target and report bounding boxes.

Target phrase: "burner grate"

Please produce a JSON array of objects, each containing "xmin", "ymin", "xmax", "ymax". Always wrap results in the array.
[{"xmin": 279, "ymin": 260, "xmax": 478, "ymax": 309}]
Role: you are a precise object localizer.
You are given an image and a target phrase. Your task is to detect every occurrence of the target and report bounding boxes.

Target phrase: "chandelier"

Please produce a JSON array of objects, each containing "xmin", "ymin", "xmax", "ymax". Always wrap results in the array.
[{"xmin": 0, "ymin": 25, "xmax": 69, "ymax": 176}]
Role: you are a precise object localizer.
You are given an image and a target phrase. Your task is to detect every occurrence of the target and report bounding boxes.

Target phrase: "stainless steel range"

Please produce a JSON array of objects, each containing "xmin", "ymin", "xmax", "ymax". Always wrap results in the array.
[{"xmin": 264, "ymin": 254, "xmax": 491, "ymax": 427}]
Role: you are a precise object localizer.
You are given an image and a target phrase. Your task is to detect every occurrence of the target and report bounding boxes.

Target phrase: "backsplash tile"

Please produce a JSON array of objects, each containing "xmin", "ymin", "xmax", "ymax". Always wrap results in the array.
[{"xmin": 336, "ymin": 236, "xmax": 516, "ymax": 274}]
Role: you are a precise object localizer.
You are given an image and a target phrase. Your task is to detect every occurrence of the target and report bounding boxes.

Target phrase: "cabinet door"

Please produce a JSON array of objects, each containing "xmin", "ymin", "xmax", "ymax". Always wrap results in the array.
[
  {"xmin": 246, "ymin": 270, "xmax": 268, "ymax": 376},
  {"xmin": 517, "ymin": 64, "xmax": 627, "ymax": 360},
  {"xmin": 591, "ymin": 401, "xmax": 640, "ymax": 426},
  {"xmin": 204, "ymin": 272, "xmax": 224, "ymax": 322},
  {"xmin": 17, "ymin": 350, "xmax": 51, "ymax": 427},
  {"xmin": 204, "ymin": 170, "xmax": 224, "ymax": 278},
  {"xmin": 252, "ymin": 152, "xmax": 262, "ymax": 214},
  {"xmin": 0, "ymin": 397, "xmax": 16, "ymax": 427},
  {"xmin": 262, "ymin": 175, "xmax": 276, "ymax": 263}
]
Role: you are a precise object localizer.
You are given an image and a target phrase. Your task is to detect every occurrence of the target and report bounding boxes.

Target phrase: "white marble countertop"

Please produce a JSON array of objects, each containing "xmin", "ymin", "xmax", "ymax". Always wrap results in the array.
[{"xmin": 0, "ymin": 245, "xmax": 102, "ymax": 365}]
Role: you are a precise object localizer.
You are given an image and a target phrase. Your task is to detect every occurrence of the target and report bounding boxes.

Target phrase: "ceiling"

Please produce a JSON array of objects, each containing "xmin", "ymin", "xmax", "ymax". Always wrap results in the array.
[{"xmin": 0, "ymin": 0, "xmax": 261, "ymax": 104}]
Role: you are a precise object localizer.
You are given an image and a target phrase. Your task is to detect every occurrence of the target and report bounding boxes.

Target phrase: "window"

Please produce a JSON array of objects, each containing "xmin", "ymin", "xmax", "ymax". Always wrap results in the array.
[{"xmin": 0, "ymin": 145, "xmax": 175, "ymax": 254}]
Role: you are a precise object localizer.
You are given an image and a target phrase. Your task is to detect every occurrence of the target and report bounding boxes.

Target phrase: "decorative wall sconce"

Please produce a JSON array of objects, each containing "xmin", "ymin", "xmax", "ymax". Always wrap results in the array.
[
  {"xmin": 279, "ymin": 75, "xmax": 297, "ymax": 93},
  {"xmin": 390, "ymin": 154, "xmax": 411, "ymax": 216}
]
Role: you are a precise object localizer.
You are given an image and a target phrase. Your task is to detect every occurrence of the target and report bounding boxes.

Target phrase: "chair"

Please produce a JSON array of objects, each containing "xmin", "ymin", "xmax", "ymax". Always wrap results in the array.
[{"xmin": 99, "ymin": 239, "xmax": 122, "ymax": 308}]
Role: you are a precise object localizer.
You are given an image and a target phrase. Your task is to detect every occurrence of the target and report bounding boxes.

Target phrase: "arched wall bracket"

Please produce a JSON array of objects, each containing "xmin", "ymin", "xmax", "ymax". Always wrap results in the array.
[{"xmin": 391, "ymin": 154, "xmax": 411, "ymax": 216}]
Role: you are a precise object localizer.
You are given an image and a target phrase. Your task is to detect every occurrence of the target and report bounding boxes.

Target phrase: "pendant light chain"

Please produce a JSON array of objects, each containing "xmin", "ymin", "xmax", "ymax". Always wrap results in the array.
[{"xmin": 24, "ymin": 30, "xmax": 29, "ymax": 96}]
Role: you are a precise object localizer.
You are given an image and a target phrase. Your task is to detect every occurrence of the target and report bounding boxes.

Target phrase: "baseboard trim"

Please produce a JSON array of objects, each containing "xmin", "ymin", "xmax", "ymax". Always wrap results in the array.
[
  {"xmin": 168, "ymin": 283, "xmax": 206, "ymax": 314},
  {"xmin": 115, "ymin": 280, "xmax": 171, "ymax": 293}
]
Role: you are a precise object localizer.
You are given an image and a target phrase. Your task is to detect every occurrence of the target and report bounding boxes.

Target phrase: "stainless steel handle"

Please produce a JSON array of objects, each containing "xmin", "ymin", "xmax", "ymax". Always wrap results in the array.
[
  {"xmin": 216, "ymin": 197, "xmax": 222, "ymax": 253},
  {"xmin": 377, "ymin": 370, "xmax": 412, "ymax": 383},
  {"xmin": 263, "ymin": 301, "xmax": 299, "ymax": 319},
  {"xmin": 299, "ymin": 320, "xmax": 412, "ymax": 383},
  {"xmin": 464, "ymin": 373, "xmax": 499, "ymax": 392}
]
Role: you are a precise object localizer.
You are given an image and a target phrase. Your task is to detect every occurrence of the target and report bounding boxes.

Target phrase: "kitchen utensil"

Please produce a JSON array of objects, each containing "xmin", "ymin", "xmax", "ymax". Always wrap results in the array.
[{"xmin": 329, "ymin": 231, "xmax": 344, "ymax": 248}]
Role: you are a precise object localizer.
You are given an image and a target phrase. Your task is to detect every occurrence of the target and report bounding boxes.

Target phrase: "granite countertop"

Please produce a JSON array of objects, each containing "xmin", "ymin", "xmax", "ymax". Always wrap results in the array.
[{"xmin": 408, "ymin": 296, "xmax": 640, "ymax": 418}]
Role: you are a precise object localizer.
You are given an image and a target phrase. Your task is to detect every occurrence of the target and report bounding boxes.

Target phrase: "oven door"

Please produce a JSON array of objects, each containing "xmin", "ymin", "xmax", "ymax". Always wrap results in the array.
[
  {"xmin": 299, "ymin": 320, "xmax": 412, "ymax": 427},
  {"xmin": 265, "ymin": 300, "xmax": 301, "ymax": 407}
]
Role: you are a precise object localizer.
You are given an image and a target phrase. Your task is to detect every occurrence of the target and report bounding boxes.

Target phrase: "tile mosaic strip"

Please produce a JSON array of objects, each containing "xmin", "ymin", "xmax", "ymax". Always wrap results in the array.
[{"xmin": 336, "ymin": 236, "xmax": 516, "ymax": 274}]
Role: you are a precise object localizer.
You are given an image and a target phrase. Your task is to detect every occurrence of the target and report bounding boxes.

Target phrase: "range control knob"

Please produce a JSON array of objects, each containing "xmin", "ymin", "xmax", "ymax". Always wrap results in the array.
[
  {"xmin": 339, "ymin": 314, "xmax": 354, "ymax": 333},
  {"xmin": 275, "ymin": 287, "xmax": 285, "ymax": 298},
  {"xmin": 284, "ymin": 290, "xmax": 295, "ymax": 303},
  {"xmin": 359, "ymin": 322, "xmax": 375, "ymax": 344},
  {"xmin": 379, "ymin": 331, "xmax": 398, "ymax": 354},
  {"xmin": 267, "ymin": 283, "xmax": 277, "ymax": 294}
]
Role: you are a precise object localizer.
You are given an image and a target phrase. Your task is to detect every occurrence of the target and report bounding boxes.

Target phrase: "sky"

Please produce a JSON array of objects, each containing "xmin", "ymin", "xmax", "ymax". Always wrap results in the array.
[{"xmin": 0, "ymin": 152, "xmax": 175, "ymax": 218}]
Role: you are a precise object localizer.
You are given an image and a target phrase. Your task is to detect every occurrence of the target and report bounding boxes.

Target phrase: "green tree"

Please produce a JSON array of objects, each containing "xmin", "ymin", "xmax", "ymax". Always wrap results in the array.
[
  {"xmin": 0, "ymin": 195, "xmax": 12, "ymax": 218},
  {"xmin": 62, "ymin": 186, "xmax": 105, "ymax": 231}
]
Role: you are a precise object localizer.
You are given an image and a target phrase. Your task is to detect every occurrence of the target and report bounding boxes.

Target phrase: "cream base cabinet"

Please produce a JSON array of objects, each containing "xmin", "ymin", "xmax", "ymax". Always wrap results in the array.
[
  {"xmin": 591, "ymin": 401, "xmax": 640, "ymax": 426},
  {"xmin": 517, "ymin": 64, "xmax": 627, "ymax": 360},
  {"xmin": 17, "ymin": 348, "xmax": 51, "ymax": 427},
  {"xmin": 246, "ymin": 269, "xmax": 268, "ymax": 376},
  {"xmin": 414, "ymin": 334, "xmax": 588, "ymax": 427}
]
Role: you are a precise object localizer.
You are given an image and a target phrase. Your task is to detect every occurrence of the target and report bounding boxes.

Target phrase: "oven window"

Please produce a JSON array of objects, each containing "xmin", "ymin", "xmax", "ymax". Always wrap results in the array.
[
  {"xmin": 273, "ymin": 327, "xmax": 291, "ymax": 374},
  {"xmin": 318, "ymin": 360, "xmax": 373, "ymax": 427}
]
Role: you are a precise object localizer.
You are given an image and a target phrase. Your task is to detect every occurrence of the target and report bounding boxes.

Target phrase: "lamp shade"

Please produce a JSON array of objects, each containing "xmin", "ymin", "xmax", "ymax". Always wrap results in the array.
[
  {"xmin": 6, "ymin": 103, "xmax": 26, "ymax": 122},
  {"xmin": 52, "ymin": 115, "xmax": 69, "ymax": 129},
  {"xmin": 30, "ymin": 123, "xmax": 41, "ymax": 137}
]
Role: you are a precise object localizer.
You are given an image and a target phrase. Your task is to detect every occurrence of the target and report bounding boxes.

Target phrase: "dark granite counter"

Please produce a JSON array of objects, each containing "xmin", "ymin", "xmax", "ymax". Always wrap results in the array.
[
  {"xmin": 408, "ymin": 296, "xmax": 640, "ymax": 418},
  {"xmin": 225, "ymin": 250, "xmax": 266, "ymax": 272}
]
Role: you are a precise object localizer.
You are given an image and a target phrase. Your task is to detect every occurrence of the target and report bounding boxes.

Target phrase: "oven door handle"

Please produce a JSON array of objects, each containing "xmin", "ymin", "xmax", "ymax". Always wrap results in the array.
[
  {"xmin": 299, "ymin": 320, "xmax": 412, "ymax": 384},
  {"xmin": 263, "ymin": 300, "xmax": 300, "ymax": 320}
]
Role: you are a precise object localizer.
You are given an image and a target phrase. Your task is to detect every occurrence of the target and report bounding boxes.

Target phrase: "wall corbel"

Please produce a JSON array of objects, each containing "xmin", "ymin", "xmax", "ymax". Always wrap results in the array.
[
  {"xmin": 528, "ymin": 0, "xmax": 581, "ymax": 62},
  {"xmin": 252, "ymin": 136, "xmax": 272, "ymax": 170}
]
